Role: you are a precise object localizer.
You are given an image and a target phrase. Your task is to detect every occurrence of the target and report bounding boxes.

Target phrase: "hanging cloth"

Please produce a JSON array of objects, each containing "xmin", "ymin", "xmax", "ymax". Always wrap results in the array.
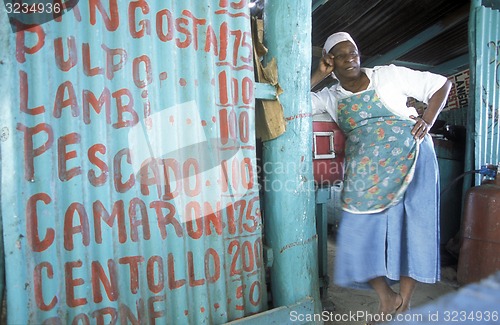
[{"xmin": 337, "ymin": 90, "xmax": 419, "ymax": 213}]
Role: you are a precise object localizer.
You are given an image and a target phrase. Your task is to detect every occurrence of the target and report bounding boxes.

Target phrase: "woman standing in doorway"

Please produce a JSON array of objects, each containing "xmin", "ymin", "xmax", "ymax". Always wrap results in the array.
[{"xmin": 311, "ymin": 32, "xmax": 452, "ymax": 322}]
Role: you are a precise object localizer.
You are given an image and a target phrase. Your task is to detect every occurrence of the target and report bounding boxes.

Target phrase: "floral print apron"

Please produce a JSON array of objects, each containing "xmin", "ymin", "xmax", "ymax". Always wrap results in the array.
[{"xmin": 337, "ymin": 89, "xmax": 418, "ymax": 213}]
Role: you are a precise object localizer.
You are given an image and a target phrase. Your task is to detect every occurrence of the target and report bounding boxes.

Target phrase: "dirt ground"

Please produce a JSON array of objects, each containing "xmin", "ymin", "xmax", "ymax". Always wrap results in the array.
[{"xmin": 321, "ymin": 230, "xmax": 461, "ymax": 325}]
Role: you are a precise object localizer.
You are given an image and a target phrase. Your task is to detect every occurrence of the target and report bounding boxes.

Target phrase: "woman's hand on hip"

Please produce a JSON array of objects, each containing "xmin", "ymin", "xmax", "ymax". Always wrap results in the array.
[{"xmin": 410, "ymin": 115, "xmax": 431, "ymax": 140}]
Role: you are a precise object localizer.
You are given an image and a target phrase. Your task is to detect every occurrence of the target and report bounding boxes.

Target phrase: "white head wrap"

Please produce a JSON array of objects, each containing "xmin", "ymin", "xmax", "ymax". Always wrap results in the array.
[
  {"xmin": 322, "ymin": 32, "xmax": 358, "ymax": 80},
  {"xmin": 323, "ymin": 32, "xmax": 358, "ymax": 55}
]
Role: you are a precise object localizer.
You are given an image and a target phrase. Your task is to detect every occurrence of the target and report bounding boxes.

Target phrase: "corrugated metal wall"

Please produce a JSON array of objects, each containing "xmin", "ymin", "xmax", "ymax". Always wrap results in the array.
[
  {"xmin": 0, "ymin": 1, "xmax": 267, "ymax": 324},
  {"xmin": 471, "ymin": 1, "xmax": 500, "ymax": 181}
]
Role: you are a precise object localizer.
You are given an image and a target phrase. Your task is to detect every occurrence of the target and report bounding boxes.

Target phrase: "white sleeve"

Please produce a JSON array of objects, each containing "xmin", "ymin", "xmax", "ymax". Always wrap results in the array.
[
  {"xmin": 311, "ymin": 87, "xmax": 338, "ymax": 121},
  {"xmin": 391, "ymin": 65, "xmax": 447, "ymax": 104}
]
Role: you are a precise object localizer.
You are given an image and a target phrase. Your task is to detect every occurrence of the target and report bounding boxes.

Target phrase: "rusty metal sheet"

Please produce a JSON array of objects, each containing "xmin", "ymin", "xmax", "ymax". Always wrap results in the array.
[{"xmin": 0, "ymin": 1, "xmax": 267, "ymax": 323}]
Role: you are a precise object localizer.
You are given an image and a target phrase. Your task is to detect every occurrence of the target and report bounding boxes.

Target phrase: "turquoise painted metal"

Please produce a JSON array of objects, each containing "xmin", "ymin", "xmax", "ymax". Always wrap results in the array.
[
  {"xmin": 315, "ymin": 187, "xmax": 331, "ymax": 295},
  {"xmin": 0, "ymin": 1, "xmax": 267, "ymax": 323},
  {"xmin": 469, "ymin": 0, "xmax": 500, "ymax": 185},
  {"xmin": 226, "ymin": 298, "xmax": 315, "ymax": 325},
  {"xmin": 261, "ymin": 0, "xmax": 322, "ymax": 315}
]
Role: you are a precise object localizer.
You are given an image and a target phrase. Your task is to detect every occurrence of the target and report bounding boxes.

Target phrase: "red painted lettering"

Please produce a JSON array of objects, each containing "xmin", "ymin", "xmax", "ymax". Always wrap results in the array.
[
  {"xmin": 175, "ymin": 17, "xmax": 191, "ymax": 48},
  {"xmin": 167, "ymin": 253, "xmax": 185, "ymax": 290},
  {"xmin": 228, "ymin": 240, "xmax": 242, "ymax": 276},
  {"xmin": 181, "ymin": 10, "xmax": 206, "ymax": 51},
  {"xmin": 235, "ymin": 284, "xmax": 246, "ymax": 310},
  {"xmin": 118, "ymin": 255, "xmax": 144, "ymax": 294},
  {"xmin": 53, "ymin": 80, "xmax": 79, "ymax": 118},
  {"xmin": 249, "ymin": 280, "xmax": 262, "ymax": 306},
  {"xmin": 161, "ymin": 158, "xmax": 181, "ymax": 200},
  {"xmin": 240, "ymin": 31, "xmax": 252, "ymax": 64},
  {"xmin": 102, "ymin": 44, "xmax": 127, "ymax": 80},
  {"xmin": 241, "ymin": 76, "xmax": 253, "ymax": 104},
  {"xmin": 156, "ymin": 9, "xmax": 174, "ymax": 42},
  {"xmin": 89, "ymin": 0, "xmax": 119, "ymax": 31},
  {"xmin": 82, "ymin": 87, "xmax": 111, "ymax": 124},
  {"xmin": 204, "ymin": 248, "xmax": 220, "ymax": 283},
  {"xmin": 54, "ymin": 37, "xmax": 78, "ymax": 71},
  {"xmin": 231, "ymin": 156, "xmax": 239, "ymax": 189},
  {"xmin": 129, "ymin": 198, "xmax": 151, "ymax": 241},
  {"xmin": 225, "ymin": 200, "xmax": 237, "ymax": 235},
  {"xmin": 218, "ymin": 71, "xmax": 229, "ymax": 106},
  {"xmin": 219, "ymin": 22, "xmax": 228, "ymax": 61},
  {"xmin": 139, "ymin": 158, "xmax": 162, "ymax": 199},
  {"xmin": 203, "ymin": 202, "xmax": 223, "ymax": 236},
  {"xmin": 133, "ymin": 55, "xmax": 152, "ymax": 88},
  {"xmin": 88, "ymin": 143, "xmax": 108, "ymax": 186},
  {"xmin": 83, "ymin": 43, "xmax": 104, "ymax": 77},
  {"xmin": 19, "ymin": 70, "xmax": 45, "ymax": 115},
  {"xmin": 148, "ymin": 295, "xmax": 166, "ymax": 323},
  {"xmin": 91, "ymin": 307, "xmax": 117, "ymax": 325},
  {"xmin": 150, "ymin": 201, "xmax": 182, "ymax": 239},
  {"xmin": 93, "ymin": 200, "xmax": 126, "ymax": 244},
  {"xmin": 65, "ymin": 260, "xmax": 87, "ymax": 307},
  {"xmin": 241, "ymin": 240, "xmax": 254, "ymax": 272},
  {"xmin": 220, "ymin": 160, "xmax": 229, "ymax": 193},
  {"xmin": 186, "ymin": 201, "xmax": 203, "ymax": 239},
  {"xmin": 129, "ymin": 0, "xmax": 150, "ymax": 38},
  {"xmin": 219, "ymin": 107, "xmax": 251, "ymax": 144},
  {"xmin": 187, "ymin": 251, "xmax": 205, "ymax": 287},
  {"xmin": 91, "ymin": 259, "xmax": 118, "ymax": 303},
  {"xmin": 244, "ymin": 196, "xmax": 260, "ymax": 233},
  {"xmin": 240, "ymin": 157, "xmax": 253, "ymax": 189},
  {"xmin": 16, "ymin": 122, "xmax": 54, "ymax": 181},
  {"xmin": 229, "ymin": 30, "xmax": 242, "ymax": 66},
  {"xmin": 71, "ymin": 313, "xmax": 90, "ymax": 324},
  {"xmin": 64, "ymin": 202, "xmax": 90, "ymax": 251},
  {"xmin": 53, "ymin": 0, "xmax": 82, "ymax": 22},
  {"xmin": 112, "ymin": 88, "xmax": 138, "ymax": 128},
  {"xmin": 34, "ymin": 262, "xmax": 57, "ymax": 311},
  {"xmin": 254, "ymin": 237, "xmax": 263, "ymax": 268},
  {"xmin": 183, "ymin": 158, "xmax": 201, "ymax": 197},
  {"xmin": 15, "ymin": 25, "xmax": 45, "ymax": 63},
  {"xmin": 58, "ymin": 132, "xmax": 82, "ymax": 181},
  {"xmin": 113, "ymin": 148, "xmax": 134, "ymax": 193},
  {"xmin": 205, "ymin": 25, "xmax": 218, "ymax": 55},
  {"xmin": 230, "ymin": 0, "xmax": 247, "ymax": 9},
  {"xmin": 119, "ymin": 298, "xmax": 145, "ymax": 325},
  {"xmin": 146, "ymin": 255, "xmax": 164, "ymax": 294},
  {"xmin": 26, "ymin": 192, "xmax": 54, "ymax": 252}
]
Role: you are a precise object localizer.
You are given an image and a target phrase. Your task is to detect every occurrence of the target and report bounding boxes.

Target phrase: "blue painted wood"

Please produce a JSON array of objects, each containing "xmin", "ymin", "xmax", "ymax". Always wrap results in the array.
[
  {"xmin": 261, "ymin": 0, "xmax": 322, "ymax": 315},
  {"xmin": 255, "ymin": 82, "xmax": 278, "ymax": 100}
]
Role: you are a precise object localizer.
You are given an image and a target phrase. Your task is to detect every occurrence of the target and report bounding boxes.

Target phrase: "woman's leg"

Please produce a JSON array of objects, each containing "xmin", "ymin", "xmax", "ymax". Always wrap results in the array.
[
  {"xmin": 398, "ymin": 276, "xmax": 417, "ymax": 312},
  {"xmin": 369, "ymin": 277, "xmax": 403, "ymax": 320}
]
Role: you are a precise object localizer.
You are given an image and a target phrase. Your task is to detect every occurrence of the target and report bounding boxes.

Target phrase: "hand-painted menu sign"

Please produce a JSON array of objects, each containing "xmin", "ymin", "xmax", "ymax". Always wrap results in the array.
[{"xmin": 4, "ymin": 0, "xmax": 265, "ymax": 323}]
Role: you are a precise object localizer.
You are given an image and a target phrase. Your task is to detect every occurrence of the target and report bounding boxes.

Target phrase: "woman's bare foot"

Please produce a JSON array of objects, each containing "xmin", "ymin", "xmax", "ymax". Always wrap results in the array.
[
  {"xmin": 377, "ymin": 292, "xmax": 403, "ymax": 322},
  {"xmin": 396, "ymin": 298, "xmax": 410, "ymax": 314}
]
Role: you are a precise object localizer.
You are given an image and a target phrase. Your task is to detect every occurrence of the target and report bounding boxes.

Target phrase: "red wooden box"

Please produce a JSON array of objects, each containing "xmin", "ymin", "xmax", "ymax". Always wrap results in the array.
[{"xmin": 312, "ymin": 113, "xmax": 346, "ymax": 187}]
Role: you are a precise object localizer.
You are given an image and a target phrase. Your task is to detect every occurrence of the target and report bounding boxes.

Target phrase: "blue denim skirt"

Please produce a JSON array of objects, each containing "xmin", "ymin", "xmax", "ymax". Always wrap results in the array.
[{"xmin": 333, "ymin": 136, "xmax": 440, "ymax": 289}]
